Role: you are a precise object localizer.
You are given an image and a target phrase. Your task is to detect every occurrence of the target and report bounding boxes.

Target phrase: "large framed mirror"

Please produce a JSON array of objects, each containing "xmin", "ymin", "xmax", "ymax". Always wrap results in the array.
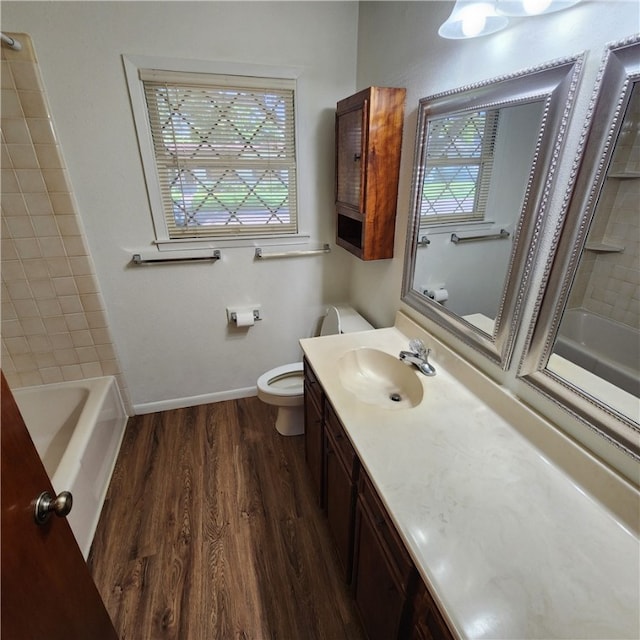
[
  {"xmin": 518, "ymin": 36, "xmax": 640, "ymax": 460},
  {"xmin": 402, "ymin": 56, "xmax": 583, "ymax": 368}
]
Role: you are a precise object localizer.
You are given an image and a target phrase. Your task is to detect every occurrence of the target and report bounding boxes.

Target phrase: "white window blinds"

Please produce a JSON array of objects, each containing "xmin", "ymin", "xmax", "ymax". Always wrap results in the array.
[
  {"xmin": 140, "ymin": 69, "xmax": 297, "ymax": 239},
  {"xmin": 420, "ymin": 110, "xmax": 499, "ymax": 224}
]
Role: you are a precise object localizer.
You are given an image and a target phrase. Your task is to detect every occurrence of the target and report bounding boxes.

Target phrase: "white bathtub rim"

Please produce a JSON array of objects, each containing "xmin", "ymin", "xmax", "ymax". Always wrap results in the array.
[
  {"xmin": 14, "ymin": 376, "xmax": 128, "ymax": 559},
  {"xmin": 15, "ymin": 376, "xmax": 117, "ymax": 492},
  {"xmin": 559, "ymin": 308, "xmax": 639, "ymax": 369}
]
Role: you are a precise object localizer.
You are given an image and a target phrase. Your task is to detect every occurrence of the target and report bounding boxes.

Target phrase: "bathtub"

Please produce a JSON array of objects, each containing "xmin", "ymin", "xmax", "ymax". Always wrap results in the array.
[
  {"xmin": 14, "ymin": 376, "xmax": 128, "ymax": 559},
  {"xmin": 554, "ymin": 309, "xmax": 639, "ymax": 397}
]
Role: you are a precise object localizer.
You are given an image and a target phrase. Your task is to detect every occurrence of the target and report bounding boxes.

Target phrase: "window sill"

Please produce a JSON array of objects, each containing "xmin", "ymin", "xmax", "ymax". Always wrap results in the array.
[{"xmin": 153, "ymin": 233, "xmax": 311, "ymax": 251}]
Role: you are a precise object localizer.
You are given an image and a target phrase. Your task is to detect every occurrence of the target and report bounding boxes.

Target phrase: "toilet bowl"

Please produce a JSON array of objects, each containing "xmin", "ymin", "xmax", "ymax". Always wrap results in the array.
[{"xmin": 257, "ymin": 305, "xmax": 374, "ymax": 436}]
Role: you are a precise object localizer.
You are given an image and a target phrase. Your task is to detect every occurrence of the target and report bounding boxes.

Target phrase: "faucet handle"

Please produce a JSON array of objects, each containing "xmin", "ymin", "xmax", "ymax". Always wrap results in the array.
[{"xmin": 409, "ymin": 338, "xmax": 427, "ymax": 357}]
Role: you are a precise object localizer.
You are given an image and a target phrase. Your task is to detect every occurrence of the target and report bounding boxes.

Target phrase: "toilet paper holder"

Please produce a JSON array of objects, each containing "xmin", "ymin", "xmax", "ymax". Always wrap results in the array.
[
  {"xmin": 227, "ymin": 306, "xmax": 262, "ymax": 325},
  {"xmin": 423, "ymin": 287, "xmax": 448, "ymax": 303}
]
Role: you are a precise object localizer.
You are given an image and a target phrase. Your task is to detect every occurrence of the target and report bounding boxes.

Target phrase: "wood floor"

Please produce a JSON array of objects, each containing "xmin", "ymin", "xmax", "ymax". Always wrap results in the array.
[{"xmin": 88, "ymin": 397, "xmax": 365, "ymax": 640}]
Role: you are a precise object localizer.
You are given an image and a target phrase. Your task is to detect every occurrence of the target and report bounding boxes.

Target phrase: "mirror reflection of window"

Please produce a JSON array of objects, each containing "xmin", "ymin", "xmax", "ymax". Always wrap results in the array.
[
  {"xmin": 421, "ymin": 110, "xmax": 499, "ymax": 225},
  {"xmin": 548, "ymin": 82, "xmax": 640, "ymax": 410},
  {"xmin": 412, "ymin": 101, "xmax": 544, "ymax": 327}
]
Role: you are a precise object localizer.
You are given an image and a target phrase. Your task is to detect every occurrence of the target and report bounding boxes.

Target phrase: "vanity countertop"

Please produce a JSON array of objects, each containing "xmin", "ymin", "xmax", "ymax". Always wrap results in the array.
[{"xmin": 299, "ymin": 311, "xmax": 639, "ymax": 640}]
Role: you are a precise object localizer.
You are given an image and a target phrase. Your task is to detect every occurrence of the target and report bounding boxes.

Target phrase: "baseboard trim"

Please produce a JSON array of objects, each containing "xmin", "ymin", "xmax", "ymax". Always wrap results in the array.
[{"xmin": 133, "ymin": 386, "xmax": 258, "ymax": 415}]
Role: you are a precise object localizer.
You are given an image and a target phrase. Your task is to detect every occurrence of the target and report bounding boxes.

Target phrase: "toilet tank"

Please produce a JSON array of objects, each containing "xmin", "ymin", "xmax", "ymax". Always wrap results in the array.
[{"xmin": 320, "ymin": 305, "xmax": 374, "ymax": 336}]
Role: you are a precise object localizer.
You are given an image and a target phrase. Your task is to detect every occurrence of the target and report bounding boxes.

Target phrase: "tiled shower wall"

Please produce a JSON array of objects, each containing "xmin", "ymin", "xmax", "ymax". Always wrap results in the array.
[
  {"xmin": 568, "ymin": 86, "xmax": 640, "ymax": 330},
  {"xmin": 1, "ymin": 34, "xmax": 130, "ymax": 408}
]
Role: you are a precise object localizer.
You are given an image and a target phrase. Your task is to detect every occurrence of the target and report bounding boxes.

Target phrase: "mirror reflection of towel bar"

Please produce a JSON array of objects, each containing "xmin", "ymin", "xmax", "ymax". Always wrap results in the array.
[
  {"xmin": 451, "ymin": 229, "xmax": 510, "ymax": 244},
  {"xmin": 132, "ymin": 250, "xmax": 221, "ymax": 265}
]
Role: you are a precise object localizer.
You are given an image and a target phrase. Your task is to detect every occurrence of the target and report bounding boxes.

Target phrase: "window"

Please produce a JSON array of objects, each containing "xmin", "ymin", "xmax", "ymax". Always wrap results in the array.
[
  {"xmin": 420, "ymin": 110, "xmax": 499, "ymax": 225},
  {"xmin": 127, "ymin": 61, "xmax": 298, "ymax": 243}
]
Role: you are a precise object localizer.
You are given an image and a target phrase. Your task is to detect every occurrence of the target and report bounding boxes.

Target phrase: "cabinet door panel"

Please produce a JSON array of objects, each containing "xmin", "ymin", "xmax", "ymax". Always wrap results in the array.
[
  {"xmin": 325, "ymin": 402, "xmax": 357, "ymax": 476},
  {"xmin": 336, "ymin": 106, "xmax": 364, "ymax": 210},
  {"xmin": 360, "ymin": 473, "xmax": 415, "ymax": 591},
  {"xmin": 353, "ymin": 501, "xmax": 405, "ymax": 640},
  {"xmin": 411, "ymin": 580, "xmax": 455, "ymax": 640},
  {"xmin": 326, "ymin": 436, "xmax": 357, "ymax": 583},
  {"xmin": 304, "ymin": 383, "xmax": 324, "ymax": 507}
]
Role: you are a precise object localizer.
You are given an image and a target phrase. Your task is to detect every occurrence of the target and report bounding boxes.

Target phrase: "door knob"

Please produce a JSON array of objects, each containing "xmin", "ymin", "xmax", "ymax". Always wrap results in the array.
[{"xmin": 34, "ymin": 491, "xmax": 73, "ymax": 525}]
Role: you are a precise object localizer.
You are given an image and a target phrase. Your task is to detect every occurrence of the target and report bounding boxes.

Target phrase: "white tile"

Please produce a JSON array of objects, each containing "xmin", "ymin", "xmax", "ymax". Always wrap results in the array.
[
  {"xmin": 26, "ymin": 118, "xmax": 57, "ymax": 145},
  {"xmin": 23, "ymin": 192, "xmax": 54, "ymax": 216},
  {"xmin": 1, "ymin": 118, "xmax": 30, "ymax": 144},
  {"xmin": 7, "ymin": 143, "xmax": 39, "ymax": 169},
  {"xmin": 10, "ymin": 62, "xmax": 43, "ymax": 92},
  {"xmin": 4, "ymin": 215, "xmax": 35, "ymax": 238},
  {"xmin": 15, "ymin": 169, "xmax": 47, "ymax": 193},
  {"xmin": 61, "ymin": 364, "xmax": 83, "ymax": 381},
  {"xmin": 18, "ymin": 90, "xmax": 48, "ymax": 118}
]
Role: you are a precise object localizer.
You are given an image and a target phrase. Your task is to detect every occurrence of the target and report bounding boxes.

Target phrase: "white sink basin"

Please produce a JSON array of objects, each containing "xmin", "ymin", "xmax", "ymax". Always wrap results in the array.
[{"xmin": 338, "ymin": 347, "xmax": 424, "ymax": 409}]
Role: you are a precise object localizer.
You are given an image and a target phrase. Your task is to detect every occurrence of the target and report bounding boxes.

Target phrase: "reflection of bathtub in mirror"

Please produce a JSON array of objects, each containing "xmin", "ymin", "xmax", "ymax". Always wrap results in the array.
[{"xmin": 551, "ymin": 309, "xmax": 639, "ymax": 397}]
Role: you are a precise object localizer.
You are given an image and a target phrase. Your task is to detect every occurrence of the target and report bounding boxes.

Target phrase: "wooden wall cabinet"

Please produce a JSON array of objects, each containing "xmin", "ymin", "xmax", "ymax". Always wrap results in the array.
[{"xmin": 335, "ymin": 86, "xmax": 406, "ymax": 261}]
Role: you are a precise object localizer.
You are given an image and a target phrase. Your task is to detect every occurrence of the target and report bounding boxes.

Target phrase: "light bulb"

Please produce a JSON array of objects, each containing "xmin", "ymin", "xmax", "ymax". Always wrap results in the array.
[
  {"xmin": 438, "ymin": 1, "xmax": 509, "ymax": 39},
  {"xmin": 461, "ymin": 9, "xmax": 488, "ymax": 37}
]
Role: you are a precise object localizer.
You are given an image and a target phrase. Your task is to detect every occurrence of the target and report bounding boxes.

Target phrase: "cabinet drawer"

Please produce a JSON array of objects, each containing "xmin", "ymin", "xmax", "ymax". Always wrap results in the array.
[
  {"xmin": 325, "ymin": 401, "xmax": 358, "ymax": 480},
  {"xmin": 358, "ymin": 472, "xmax": 415, "ymax": 594}
]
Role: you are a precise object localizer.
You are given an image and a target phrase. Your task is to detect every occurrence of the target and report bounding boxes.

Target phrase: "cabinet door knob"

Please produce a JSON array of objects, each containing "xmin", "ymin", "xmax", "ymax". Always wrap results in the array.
[{"xmin": 353, "ymin": 153, "xmax": 361, "ymax": 161}]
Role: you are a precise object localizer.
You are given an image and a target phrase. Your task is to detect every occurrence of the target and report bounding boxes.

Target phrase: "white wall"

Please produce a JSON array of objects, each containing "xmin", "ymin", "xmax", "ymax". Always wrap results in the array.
[{"xmin": 2, "ymin": 1, "xmax": 359, "ymax": 412}]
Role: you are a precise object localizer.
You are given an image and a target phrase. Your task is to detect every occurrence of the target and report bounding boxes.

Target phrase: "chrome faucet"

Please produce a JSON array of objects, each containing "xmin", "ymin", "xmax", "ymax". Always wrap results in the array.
[{"xmin": 399, "ymin": 338, "xmax": 436, "ymax": 376}]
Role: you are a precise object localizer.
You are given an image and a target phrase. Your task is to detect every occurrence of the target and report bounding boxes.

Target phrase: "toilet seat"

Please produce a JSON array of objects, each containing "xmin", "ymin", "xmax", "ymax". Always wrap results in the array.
[
  {"xmin": 257, "ymin": 362, "xmax": 304, "ymax": 407},
  {"xmin": 257, "ymin": 305, "xmax": 373, "ymax": 436}
]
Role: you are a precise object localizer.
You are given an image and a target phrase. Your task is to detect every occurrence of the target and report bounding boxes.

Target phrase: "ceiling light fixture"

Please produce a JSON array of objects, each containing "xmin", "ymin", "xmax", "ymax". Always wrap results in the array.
[{"xmin": 438, "ymin": 0, "xmax": 510, "ymax": 39}]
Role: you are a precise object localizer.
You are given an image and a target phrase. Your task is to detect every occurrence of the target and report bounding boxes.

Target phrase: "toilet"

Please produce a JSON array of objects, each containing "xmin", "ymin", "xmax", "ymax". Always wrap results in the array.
[{"xmin": 257, "ymin": 305, "xmax": 374, "ymax": 436}]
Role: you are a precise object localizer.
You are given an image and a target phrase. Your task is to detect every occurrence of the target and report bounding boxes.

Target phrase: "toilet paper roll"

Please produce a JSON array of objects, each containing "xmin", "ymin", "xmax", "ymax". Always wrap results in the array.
[
  {"xmin": 432, "ymin": 288, "xmax": 448, "ymax": 303},
  {"xmin": 235, "ymin": 310, "xmax": 255, "ymax": 327}
]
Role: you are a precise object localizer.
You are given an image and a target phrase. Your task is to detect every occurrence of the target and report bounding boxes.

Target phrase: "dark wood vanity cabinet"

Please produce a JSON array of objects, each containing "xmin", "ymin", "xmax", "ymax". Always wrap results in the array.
[
  {"xmin": 352, "ymin": 472, "xmax": 418, "ymax": 640},
  {"xmin": 325, "ymin": 401, "xmax": 360, "ymax": 583},
  {"xmin": 335, "ymin": 86, "xmax": 406, "ymax": 261},
  {"xmin": 302, "ymin": 360, "xmax": 455, "ymax": 640},
  {"xmin": 303, "ymin": 358, "xmax": 324, "ymax": 507}
]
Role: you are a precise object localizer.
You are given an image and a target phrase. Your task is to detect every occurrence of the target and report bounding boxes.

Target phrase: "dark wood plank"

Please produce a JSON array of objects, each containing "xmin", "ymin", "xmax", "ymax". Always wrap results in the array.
[{"xmin": 89, "ymin": 397, "xmax": 365, "ymax": 640}]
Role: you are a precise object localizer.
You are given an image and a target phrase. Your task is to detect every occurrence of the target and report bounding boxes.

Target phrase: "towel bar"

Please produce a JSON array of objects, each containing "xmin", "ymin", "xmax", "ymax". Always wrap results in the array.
[
  {"xmin": 255, "ymin": 244, "xmax": 331, "ymax": 259},
  {"xmin": 451, "ymin": 229, "xmax": 510, "ymax": 244},
  {"xmin": 131, "ymin": 250, "xmax": 221, "ymax": 265}
]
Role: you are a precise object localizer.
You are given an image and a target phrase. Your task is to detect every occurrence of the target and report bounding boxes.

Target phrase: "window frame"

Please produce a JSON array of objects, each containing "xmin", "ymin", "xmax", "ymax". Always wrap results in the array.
[{"xmin": 123, "ymin": 55, "xmax": 306, "ymax": 250}]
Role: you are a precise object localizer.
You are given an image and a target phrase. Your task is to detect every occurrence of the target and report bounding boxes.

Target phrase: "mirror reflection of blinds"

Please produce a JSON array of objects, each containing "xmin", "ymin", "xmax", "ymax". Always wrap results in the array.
[
  {"xmin": 420, "ymin": 110, "xmax": 499, "ymax": 225},
  {"xmin": 141, "ymin": 70, "xmax": 297, "ymax": 238}
]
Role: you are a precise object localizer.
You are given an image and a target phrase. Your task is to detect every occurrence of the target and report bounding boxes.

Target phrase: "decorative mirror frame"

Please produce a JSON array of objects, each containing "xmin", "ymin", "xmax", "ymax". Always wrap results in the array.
[
  {"xmin": 402, "ymin": 55, "xmax": 584, "ymax": 368},
  {"xmin": 518, "ymin": 36, "xmax": 640, "ymax": 460}
]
